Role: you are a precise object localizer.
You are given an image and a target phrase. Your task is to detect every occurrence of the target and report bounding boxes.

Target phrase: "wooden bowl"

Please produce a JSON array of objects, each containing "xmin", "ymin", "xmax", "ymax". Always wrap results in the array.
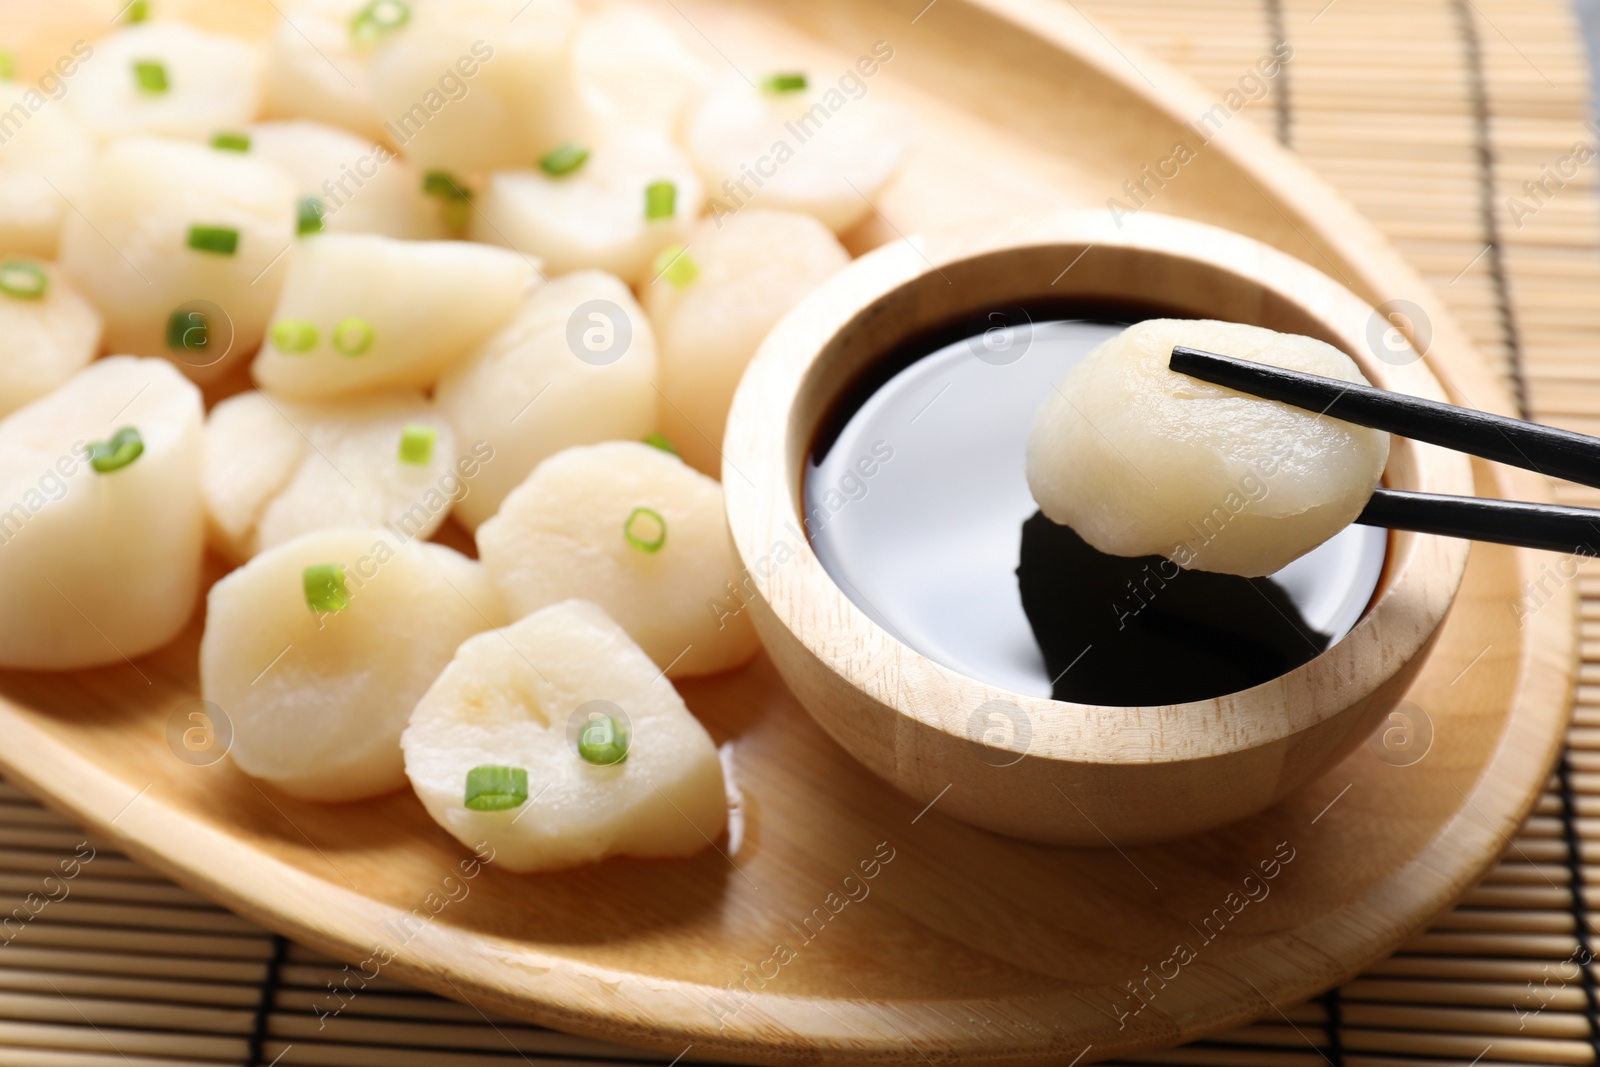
[{"xmin": 723, "ymin": 210, "xmax": 1475, "ymax": 847}]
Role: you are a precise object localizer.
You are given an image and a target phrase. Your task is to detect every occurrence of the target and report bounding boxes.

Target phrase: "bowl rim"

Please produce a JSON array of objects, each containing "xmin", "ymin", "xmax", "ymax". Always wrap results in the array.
[{"xmin": 722, "ymin": 209, "xmax": 1474, "ymax": 768}]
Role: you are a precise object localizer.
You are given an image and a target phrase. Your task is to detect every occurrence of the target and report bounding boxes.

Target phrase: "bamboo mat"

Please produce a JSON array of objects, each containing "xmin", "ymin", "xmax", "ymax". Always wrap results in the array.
[{"xmin": 3, "ymin": 1, "xmax": 1599, "ymax": 1064}]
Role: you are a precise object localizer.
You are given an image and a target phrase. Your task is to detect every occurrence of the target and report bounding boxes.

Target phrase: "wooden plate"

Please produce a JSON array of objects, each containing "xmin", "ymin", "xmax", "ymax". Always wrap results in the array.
[{"xmin": 0, "ymin": 1, "xmax": 1575, "ymax": 1064}]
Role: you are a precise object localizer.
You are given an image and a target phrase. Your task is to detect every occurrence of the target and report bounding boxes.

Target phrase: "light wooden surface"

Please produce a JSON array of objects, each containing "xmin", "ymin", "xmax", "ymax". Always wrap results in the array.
[
  {"xmin": 0, "ymin": 0, "xmax": 1580, "ymax": 1065},
  {"xmin": 726, "ymin": 210, "xmax": 1475, "ymax": 845}
]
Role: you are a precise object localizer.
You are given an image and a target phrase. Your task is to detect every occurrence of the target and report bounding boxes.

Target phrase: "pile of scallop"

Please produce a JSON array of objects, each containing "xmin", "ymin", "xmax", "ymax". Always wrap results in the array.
[{"xmin": 0, "ymin": 0, "xmax": 908, "ymax": 872}]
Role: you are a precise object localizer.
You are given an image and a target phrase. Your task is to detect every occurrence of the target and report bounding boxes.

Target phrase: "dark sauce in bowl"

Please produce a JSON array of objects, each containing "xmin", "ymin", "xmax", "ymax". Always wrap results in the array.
[{"xmin": 803, "ymin": 313, "xmax": 1386, "ymax": 706}]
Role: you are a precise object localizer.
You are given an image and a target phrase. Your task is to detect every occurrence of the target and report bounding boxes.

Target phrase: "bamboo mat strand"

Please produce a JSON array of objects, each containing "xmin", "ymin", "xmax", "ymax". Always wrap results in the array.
[
  {"xmin": 245, "ymin": 938, "xmax": 285, "ymax": 1067},
  {"xmin": 1265, "ymin": 0, "xmax": 1296, "ymax": 145},
  {"xmin": 2, "ymin": 0, "xmax": 1598, "ymax": 1064},
  {"xmin": 1556, "ymin": 754, "xmax": 1600, "ymax": 1060},
  {"xmin": 1452, "ymin": 0, "xmax": 1534, "ymax": 419}
]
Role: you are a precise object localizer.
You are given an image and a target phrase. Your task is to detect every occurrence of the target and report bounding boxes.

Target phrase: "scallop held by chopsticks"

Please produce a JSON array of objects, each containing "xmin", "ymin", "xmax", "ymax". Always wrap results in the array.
[{"xmin": 1026, "ymin": 319, "xmax": 1390, "ymax": 577}]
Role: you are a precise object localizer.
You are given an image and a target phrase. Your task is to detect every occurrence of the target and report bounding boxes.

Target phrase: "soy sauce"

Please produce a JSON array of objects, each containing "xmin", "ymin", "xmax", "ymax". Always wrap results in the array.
[
  {"xmin": 804, "ymin": 312, "xmax": 1386, "ymax": 705},
  {"xmin": 1017, "ymin": 516, "xmax": 1331, "ymax": 704}
]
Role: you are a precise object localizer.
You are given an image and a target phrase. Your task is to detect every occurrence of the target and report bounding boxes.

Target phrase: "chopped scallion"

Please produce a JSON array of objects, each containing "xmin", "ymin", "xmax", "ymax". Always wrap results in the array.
[
  {"xmin": 187, "ymin": 224, "xmax": 239, "ymax": 256},
  {"xmin": 623, "ymin": 506, "xmax": 666, "ymax": 553},
  {"xmin": 296, "ymin": 195, "xmax": 326, "ymax": 236},
  {"xmin": 761, "ymin": 72, "xmax": 807, "ymax": 93},
  {"xmin": 644, "ymin": 180, "xmax": 676, "ymax": 220},
  {"xmin": 539, "ymin": 142, "xmax": 589, "ymax": 178},
  {"xmin": 652, "ymin": 244, "xmax": 698, "ymax": 288},
  {"xmin": 133, "ymin": 59, "xmax": 168, "ymax": 94},
  {"xmin": 0, "ymin": 261, "xmax": 48, "ymax": 300},
  {"xmin": 642, "ymin": 433, "xmax": 678, "ymax": 456},
  {"xmin": 125, "ymin": 0, "xmax": 150, "ymax": 22},
  {"xmin": 577, "ymin": 715, "xmax": 628, "ymax": 766},
  {"xmin": 332, "ymin": 317, "xmax": 375, "ymax": 356},
  {"xmin": 397, "ymin": 423, "xmax": 436, "ymax": 465},
  {"xmin": 422, "ymin": 171, "xmax": 471, "ymax": 227},
  {"xmin": 463, "ymin": 765, "xmax": 528, "ymax": 811},
  {"xmin": 350, "ymin": 0, "xmax": 410, "ymax": 45},
  {"xmin": 210, "ymin": 131, "xmax": 250, "ymax": 152},
  {"xmin": 422, "ymin": 171, "xmax": 471, "ymax": 202},
  {"xmin": 0, "ymin": 52, "xmax": 15, "ymax": 81},
  {"xmin": 302, "ymin": 563, "xmax": 350, "ymax": 614},
  {"xmin": 166, "ymin": 308, "xmax": 209, "ymax": 353},
  {"xmin": 270, "ymin": 319, "xmax": 318, "ymax": 354},
  {"xmin": 88, "ymin": 428, "xmax": 144, "ymax": 474}
]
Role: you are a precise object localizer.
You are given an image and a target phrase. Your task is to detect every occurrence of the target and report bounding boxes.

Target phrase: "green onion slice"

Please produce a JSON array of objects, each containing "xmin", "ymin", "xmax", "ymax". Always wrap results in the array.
[
  {"xmin": 187, "ymin": 225, "xmax": 239, "ymax": 256},
  {"xmin": 644, "ymin": 180, "xmax": 676, "ymax": 220},
  {"xmin": 332, "ymin": 318, "xmax": 375, "ymax": 356},
  {"xmin": 166, "ymin": 308, "xmax": 209, "ymax": 353},
  {"xmin": 0, "ymin": 52, "xmax": 15, "ymax": 81},
  {"xmin": 642, "ymin": 433, "xmax": 678, "ymax": 456},
  {"xmin": 296, "ymin": 195, "xmax": 326, "ymax": 237},
  {"xmin": 88, "ymin": 427, "xmax": 143, "ymax": 474},
  {"xmin": 350, "ymin": 0, "xmax": 410, "ymax": 45},
  {"xmin": 271, "ymin": 319, "xmax": 317, "ymax": 354},
  {"xmin": 464, "ymin": 765, "xmax": 528, "ymax": 811},
  {"xmin": 623, "ymin": 506, "xmax": 666, "ymax": 553},
  {"xmin": 125, "ymin": 0, "xmax": 150, "ymax": 22},
  {"xmin": 302, "ymin": 563, "xmax": 350, "ymax": 614},
  {"xmin": 397, "ymin": 423, "xmax": 436, "ymax": 465},
  {"xmin": 421, "ymin": 171, "xmax": 471, "ymax": 202},
  {"xmin": 761, "ymin": 72, "xmax": 807, "ymax": 93},
  {"xmin": 539, "ymin": 142, "xmax": 589, "ymax": 178},
  {"xmin": 577, "ymin": 715, "xmax": 629, "ymax": 766},
  {"xmin": 422, "ymin": 172, "xmax": 471, "ymax": 227},
  {"xmin": 0, "ymin": 261, "xmax": 48, "ymax": 300},
  {"xmin": 133, "ymin": 59, "xmax": 168, "ymax": 94},
  {"xmin": 210, "ymin": 131, "xmax": 250, "ymax": 152},
  {"xmin": 652, "ymin": 244, "xmax": 698, "ymax": 288}
]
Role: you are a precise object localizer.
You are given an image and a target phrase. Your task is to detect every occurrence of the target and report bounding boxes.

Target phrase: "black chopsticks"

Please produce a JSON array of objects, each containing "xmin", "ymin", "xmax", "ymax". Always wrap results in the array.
[
  {"xmin": 1168, "ymin": 346, "xmax": 1600, "ymax": 557},
  {"xmin": 1358, "ymin": 490, "xmax": 1600, "ymax": 556}
]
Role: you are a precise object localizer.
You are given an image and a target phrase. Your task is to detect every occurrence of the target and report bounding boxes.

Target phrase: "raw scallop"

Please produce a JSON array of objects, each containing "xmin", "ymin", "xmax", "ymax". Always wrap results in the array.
[
  {"xmin": 367, "ymin": 0, "xmax": 582, "ymax": 174},
  {"xmin": 571, "ymin": 4, "xmax": 710, "ymax": 134},
  {"xmin": 202, "ymin": 388, "xmax": 460, "ymax": 560},
  {"xmin": 0, "ymin": 259, "xmax": 102, "ymax": 419},
  {"xmin": 477, "ymin": 441, "xmax": 760, "ymax": 677},
  {"xmin": 470, "ymin": 129, "xmax": 700, "ymax": 286},
  {"xmin": 260, "ymin": 0, "xmax": 387, "ymax": 141},
  {"xmin": 1025, "ymin": 319, "xmax": 1390, "ymax": 577},
  {"xmin": 0, "ymin": 357, "xmax": 204, "ymax": 669},
  {"xmin": 251, "ymin": 233, "xmax": 536, "ymax": 399},
  {"xmin": 0, "ymin": 81, "xmax": 98, "ymax": 259},
  {"xmin": 643, "ymin": 209, "xmax": 847, "ymax": 475},
  {"xmin": 402, "ymin": 598, "xmax": 727, "ymax": 872},
  {"xmin": 58, "ymin": 136, "xmax": 297, "ymax": 372},
  {"xmin": 247, "ymin": 120, "xmax": 447, "ymax": 241},
  {"xmin": 435, "ymin": 271, "xmax": 657, "ymax": 531},
  {"xmin": 201, "ymin": 527, "xmax": 505, "ymax": 801},
  {"xmin": 66, "ymin": 22, "xmax": 263, "ymax": 141},
  {"xmin": 684, "ymin": 64, "xmax": 910, "ymax": 234}
]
